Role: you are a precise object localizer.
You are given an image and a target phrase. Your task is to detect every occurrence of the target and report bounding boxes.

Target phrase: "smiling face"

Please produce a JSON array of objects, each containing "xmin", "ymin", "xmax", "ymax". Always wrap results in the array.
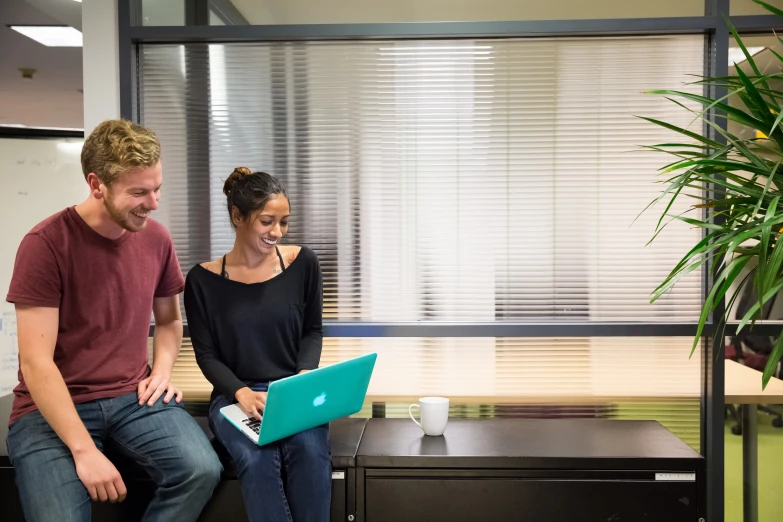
[
  {"xmin": 99, "ymin": 161, "xmax": 162, "ymax": 232},
  {"xmin": 234, "ymin": 194, "xmax": 290, "ymax": 254}
]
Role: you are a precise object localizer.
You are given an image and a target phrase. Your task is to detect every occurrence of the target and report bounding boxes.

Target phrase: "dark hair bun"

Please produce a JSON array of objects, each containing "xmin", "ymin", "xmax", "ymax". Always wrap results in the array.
[
  {"xmin": 223, "ymin": 169, "xmax": 288, "ymax": 229},
  {"xmin": 223, "ymin": 166, "xmax": 252, "ymax": 196}
]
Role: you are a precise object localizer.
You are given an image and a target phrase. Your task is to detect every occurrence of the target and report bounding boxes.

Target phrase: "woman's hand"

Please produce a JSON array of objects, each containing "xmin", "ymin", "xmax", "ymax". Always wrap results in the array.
[{"xmin": 235, "ymin": 387, "xmax": 266, "ymax": 420}]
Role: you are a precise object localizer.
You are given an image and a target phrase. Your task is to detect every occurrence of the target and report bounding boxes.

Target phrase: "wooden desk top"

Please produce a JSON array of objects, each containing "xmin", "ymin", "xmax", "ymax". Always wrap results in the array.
[
  {"xmin": 363, "ymin": 360, "xmax": 783, "ymax": 406},
  {"xmin": 725, "ymin": 359, "xmax": 783, "ymax": 404}
]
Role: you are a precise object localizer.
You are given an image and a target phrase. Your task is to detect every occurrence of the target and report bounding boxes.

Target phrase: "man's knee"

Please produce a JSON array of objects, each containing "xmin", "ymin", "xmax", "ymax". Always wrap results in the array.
[
  {"xmin": 171, "ymin": 447, "xmax": 222, "ymax": 490},
  {"xmin": 193, "ymin": 450, "xmax": 223, "ymax": 489}
]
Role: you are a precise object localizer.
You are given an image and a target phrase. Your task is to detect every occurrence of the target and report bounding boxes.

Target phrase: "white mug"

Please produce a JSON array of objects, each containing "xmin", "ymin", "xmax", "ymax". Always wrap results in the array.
[{"xmin": 408, "ymin": 397, "xmax": 449, "ymax": 436}]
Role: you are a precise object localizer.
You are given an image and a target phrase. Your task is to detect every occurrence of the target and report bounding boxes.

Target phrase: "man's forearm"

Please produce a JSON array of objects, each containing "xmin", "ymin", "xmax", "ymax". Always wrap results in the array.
[
  {"xmin": 151, "ymin": 318, "xmax": 182, "ymax": 376},
  {"xmin": 22, "ymin": 359, "xmax": 95, "ymax": 455}
]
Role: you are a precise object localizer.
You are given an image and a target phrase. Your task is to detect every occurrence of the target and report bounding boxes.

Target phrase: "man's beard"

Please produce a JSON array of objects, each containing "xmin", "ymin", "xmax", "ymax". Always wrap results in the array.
[{"xmin": 104, "ymin": 193, "xmax": 146, "ymax": 233}]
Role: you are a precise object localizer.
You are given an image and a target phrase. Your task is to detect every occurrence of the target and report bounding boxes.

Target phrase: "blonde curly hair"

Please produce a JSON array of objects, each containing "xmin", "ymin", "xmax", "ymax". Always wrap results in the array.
[{"xmin": 81, "ymin": 119, "xmax": 161, "ymax": 186}]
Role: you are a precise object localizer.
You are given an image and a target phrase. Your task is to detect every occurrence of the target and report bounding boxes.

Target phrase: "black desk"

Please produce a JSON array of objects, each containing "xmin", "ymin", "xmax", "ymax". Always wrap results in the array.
[
  {"xmin": 0, "ymin": 414, "xmax": 708, "ymax": 522},
  {"xmin": 356, "ymin": 418, "xmax": 705, "ymax": 522}
]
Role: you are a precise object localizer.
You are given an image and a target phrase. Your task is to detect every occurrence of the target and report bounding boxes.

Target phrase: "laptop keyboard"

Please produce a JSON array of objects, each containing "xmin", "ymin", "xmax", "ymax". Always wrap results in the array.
[{"xmin": 242, "ymin": 417, "xmax": 261, "ymax": 434}]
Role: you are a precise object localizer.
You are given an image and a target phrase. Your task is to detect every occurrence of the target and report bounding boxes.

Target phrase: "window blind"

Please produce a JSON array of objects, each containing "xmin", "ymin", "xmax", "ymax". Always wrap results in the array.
[{"xmin": 141, "ymin": 35, "xmax": 705, "ymax": 323}]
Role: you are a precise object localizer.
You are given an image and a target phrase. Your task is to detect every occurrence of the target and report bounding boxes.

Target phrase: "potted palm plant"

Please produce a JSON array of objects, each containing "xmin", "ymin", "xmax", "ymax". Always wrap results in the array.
[{"xmin": 644, "ymin": 0, "xmax": 783, "ymax": 387}]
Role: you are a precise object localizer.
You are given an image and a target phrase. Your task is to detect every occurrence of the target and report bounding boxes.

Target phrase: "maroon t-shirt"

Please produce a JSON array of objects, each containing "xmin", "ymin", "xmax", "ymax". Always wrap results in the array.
[{"xmin": 6, "ymin": 207, "xmax": 184, "ymax": 425}]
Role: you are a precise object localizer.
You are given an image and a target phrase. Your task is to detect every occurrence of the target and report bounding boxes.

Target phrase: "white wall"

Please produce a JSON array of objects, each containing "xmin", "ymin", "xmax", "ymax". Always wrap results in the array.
[{"xmin": 82, "ymin": 0, "xmax": 120, "ymax": 134}]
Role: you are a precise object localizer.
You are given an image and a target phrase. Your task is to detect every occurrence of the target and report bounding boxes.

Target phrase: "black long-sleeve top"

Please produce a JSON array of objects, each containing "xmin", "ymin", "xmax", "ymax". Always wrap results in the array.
[{"xmin": 183, "ymin": 246, "xmax": 324, "ymax": 402}]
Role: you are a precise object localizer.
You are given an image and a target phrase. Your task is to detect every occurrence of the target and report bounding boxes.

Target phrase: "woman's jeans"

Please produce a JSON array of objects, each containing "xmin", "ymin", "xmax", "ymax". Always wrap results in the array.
[{"xmin": 208, "ymin": 383, "xmax": 332, "ymax": 522}]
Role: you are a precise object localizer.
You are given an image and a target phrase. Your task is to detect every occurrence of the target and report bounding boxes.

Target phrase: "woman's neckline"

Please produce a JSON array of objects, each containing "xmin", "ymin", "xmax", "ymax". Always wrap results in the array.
[{"xmin": 195, "ymin": 248, "xmax": 303, "ymax": 286}]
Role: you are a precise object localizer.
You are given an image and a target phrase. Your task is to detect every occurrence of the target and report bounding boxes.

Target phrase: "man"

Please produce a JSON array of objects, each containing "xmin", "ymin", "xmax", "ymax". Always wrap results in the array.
[{"xmin": 5, "ymin": 119, "xmax": 222, "ymax": 521}]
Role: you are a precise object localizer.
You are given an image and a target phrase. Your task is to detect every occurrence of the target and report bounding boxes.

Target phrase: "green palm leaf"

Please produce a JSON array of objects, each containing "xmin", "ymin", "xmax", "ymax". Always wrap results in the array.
[{"xmin": 642, "ymin": 0, "xmax": 783, "ymax": 388}]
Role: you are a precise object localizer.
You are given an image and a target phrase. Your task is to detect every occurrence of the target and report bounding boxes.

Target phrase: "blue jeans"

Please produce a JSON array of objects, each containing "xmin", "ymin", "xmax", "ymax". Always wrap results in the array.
[
  {"xmin": 6, "ymin": 391, "xmax": 222, "ymax": 522},
  {"xmin": 208, "ymin": 383, "xmax": 331, "ymax": 522}
]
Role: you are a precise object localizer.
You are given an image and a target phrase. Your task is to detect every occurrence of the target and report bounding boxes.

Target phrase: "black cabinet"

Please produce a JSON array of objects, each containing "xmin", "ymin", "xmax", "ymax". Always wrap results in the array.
[
  {"xmin": 365, "ymin": 473, "xmax": 697, "ymax": 522},
  {"xmin": 356, "ymin": 418, "xmax": 705, "ymax": 522},
  {"xmin": 0, "ymin": 417, "xmax": 706, "ymax": 522}
]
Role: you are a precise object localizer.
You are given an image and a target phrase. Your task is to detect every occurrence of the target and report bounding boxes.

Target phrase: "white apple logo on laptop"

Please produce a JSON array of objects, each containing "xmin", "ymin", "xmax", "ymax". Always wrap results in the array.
[{"xmin": 313, "ymin": 392, "xmax": 327, "ymax": 407}]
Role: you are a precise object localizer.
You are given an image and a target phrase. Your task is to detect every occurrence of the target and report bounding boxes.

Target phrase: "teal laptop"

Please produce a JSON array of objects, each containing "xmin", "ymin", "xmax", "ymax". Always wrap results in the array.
[{"xmin": 220, "ymin": 353, "xmax": 377, "ymax": 445}]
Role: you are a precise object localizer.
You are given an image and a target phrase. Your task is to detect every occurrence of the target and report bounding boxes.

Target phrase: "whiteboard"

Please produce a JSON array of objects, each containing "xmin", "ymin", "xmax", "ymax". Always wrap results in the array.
[{"xmin": 0, "ymin": 137, "xmax": 87, "ymax": 396}]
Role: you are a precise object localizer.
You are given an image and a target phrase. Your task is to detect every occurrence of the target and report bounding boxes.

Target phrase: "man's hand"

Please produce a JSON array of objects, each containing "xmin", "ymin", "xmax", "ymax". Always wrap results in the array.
[
  {"xmin": 73, "ymin": 447, "xmax": 127, "ymax": 503},
  {"xmin": 235, "ymin": 387, "xmax": 267, "ymax": 421},
  {"xmin": 137, "ymin": 373, "xmax": 183, "ymax": 406}
]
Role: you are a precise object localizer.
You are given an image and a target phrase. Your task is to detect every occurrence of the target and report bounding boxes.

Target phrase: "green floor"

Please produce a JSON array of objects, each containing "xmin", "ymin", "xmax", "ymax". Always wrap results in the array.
[{"xmin": 725, "ymin": 412, "xmax": 783, "ymax": 521}]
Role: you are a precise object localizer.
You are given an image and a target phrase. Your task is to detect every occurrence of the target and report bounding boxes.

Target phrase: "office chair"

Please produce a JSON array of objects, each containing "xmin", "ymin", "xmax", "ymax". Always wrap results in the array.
[{"xmin": 725, "ymin": 277, "xmax": 783, "ymax": 435}]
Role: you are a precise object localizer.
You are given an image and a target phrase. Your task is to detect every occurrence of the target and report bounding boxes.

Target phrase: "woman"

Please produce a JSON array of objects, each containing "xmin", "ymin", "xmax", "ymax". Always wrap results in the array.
[{"xmin": 184, "ymin": 167, "xmax": 330, "ymax": 522}]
